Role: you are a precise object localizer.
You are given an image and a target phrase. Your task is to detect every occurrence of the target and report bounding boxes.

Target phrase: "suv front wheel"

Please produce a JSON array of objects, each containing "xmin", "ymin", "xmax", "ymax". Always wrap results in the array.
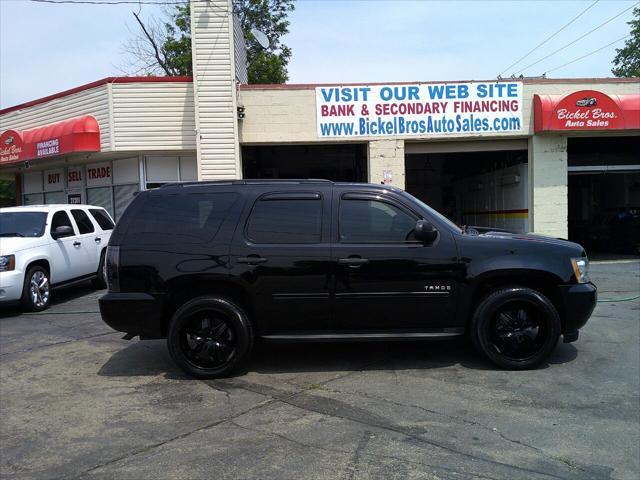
[
  {"xmin": 471, "ymin": 287, "xmax": 561, "ymax": 370},
  {"xmin": 22, "ymin": 265, "xmax": 51, "ymax": 312},
  {"xmin": 167, "ymin": 296, "xmax": 254, "ymax": 379}
]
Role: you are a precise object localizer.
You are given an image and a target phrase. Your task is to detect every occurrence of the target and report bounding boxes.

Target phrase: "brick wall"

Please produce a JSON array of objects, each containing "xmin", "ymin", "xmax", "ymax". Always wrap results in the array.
[
  {"xmin": 528, "ymin": 135, "xmax": 568, "ymax": 238},
  {"xmin": 368, "ymin": 140, "xmax": 405, "ymax": 189}
]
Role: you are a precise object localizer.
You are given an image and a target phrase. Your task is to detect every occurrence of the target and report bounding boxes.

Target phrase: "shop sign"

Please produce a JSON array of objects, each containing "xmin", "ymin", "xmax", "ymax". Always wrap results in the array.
[
  {"xmin": 68, "ymin": 193, "xmax": 82, "ymax": 205},
  {"xmin": 36, "ymin": 138, "xmax": 60, "ymax": 158},
  {"xmin": 0, "ymin": 130, "xmax": 24, "ymax": 164},
  {"xmin": 44, "ymin": 168, "xmax": 64, "ymax": 191},
  {"xmin": 67, "ymin": 166, "xmax": 84, "ymax": 188},
  {"xmin": 0, "ymin": 115, "xmax": 101, "ymax": 165},
  {"xmin": 86, "ymin": 162, "xmax": 112, "ymax": 187},
  {"xmin": 316, "ymin": 82, "xmax": 523, "ymax": 138},
  {"xmin": 550, "ymin": 91, "xmax": 624, "ymax": 130},
  {"xmin": 534, "ymin": 90, "xmax": 639, "ymax": 132}
]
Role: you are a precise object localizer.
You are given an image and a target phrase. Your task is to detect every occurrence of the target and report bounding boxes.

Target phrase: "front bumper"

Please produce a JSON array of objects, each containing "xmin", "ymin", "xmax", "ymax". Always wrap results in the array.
[
  {"xmin": 0, "ymin": 270, "xmax": 25, "ymax": 303},
  {"xmin": 558, "ymin": 282, "xmax": 597, "ymax": 341},
  {"xmin": 99, "ymin": 292, "xmax": 166, "ymax": 339}
]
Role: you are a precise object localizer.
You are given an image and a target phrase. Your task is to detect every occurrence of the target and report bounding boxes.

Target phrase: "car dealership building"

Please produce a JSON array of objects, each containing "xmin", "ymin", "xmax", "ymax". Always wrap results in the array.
[{"xmin": 1, "ymin": 0, "xmax": 639, "ymax": 252}]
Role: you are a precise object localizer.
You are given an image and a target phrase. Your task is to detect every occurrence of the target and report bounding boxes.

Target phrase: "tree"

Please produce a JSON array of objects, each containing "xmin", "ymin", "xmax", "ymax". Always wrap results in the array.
[
  {"xmin": 612, "ymin": 6, "xmax": 640, "ymax": 77},
  {"xmin": 123, "ymin": 0, "xmax": 295, "ymax": 84}
]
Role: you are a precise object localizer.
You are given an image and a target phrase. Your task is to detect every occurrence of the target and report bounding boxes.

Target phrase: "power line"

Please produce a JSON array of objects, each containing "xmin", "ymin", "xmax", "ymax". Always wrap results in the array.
[
  {"xmin": 30, "ymin": 0, "xmax": 187, "ymax": 5},
  {"xmin": 515, "ymin": 2, "xmax": 638, "ymax": 75},
  {"xmin": 499, "ymin": 0, "xmax": 600, "ymax": 77},
  {"xmin": 544, "ymin": 35, "xmax": 630, "ymax": 75}
]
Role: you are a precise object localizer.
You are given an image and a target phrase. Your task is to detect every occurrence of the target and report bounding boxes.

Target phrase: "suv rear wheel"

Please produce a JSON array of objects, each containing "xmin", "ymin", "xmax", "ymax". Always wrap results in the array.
[
  {"xmin": 22, "ymin": 265, "xmax": 51, "ymax": 312},
  {"xmin": 167, "ymin": 296, "xmax": 253, "ymax": 378},
  {"xmin": 92, "ymin": 250, "xmax": 107, "ymax": 289},
  {"xmin": 471, "ymin": 287, "xmax": 560, "ymax": 370}
]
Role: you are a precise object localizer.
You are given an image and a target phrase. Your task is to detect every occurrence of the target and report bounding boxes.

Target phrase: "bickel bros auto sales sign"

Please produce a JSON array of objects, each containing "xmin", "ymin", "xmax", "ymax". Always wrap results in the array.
[{"xmin": 316, "ymin": 82, "xmax": 523, "ymax": 138}]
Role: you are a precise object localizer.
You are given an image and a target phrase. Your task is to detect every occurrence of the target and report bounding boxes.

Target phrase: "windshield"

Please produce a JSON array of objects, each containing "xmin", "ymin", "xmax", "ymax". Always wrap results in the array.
[
  {"xmin": 0, "ymin": 212, "xmax": 48, "ymax": 238},
  {"xmin": 399, "ymin": 191, "xmax": 463, "ymax": 233}
]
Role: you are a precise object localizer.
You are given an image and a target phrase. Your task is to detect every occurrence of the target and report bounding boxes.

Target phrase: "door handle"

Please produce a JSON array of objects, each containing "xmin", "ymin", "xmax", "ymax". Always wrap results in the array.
[
  {"xmin": 237, "ymin": 256, "xmax": 268, "ymax": 265},
  {"xmin": 73, "ymin": 241, "xmax": 81, "ymax": 247},
  {"xmin": 338, "ymin": 257, "xmax": 369, "ymax": 267},
  {"xmin": 95, "ymin": 237, "xmax": 101, "ymax": 243}
]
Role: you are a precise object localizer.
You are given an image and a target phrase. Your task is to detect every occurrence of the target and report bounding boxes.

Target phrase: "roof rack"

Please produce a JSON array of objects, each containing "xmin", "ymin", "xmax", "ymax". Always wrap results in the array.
[{"xmin": 161, "ymin": 179, "xmax": 334, "ymax": 188}]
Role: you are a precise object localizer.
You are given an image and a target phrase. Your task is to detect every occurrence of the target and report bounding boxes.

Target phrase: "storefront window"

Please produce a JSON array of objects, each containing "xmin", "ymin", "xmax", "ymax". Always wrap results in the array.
[
  {"xmin": 85, "ymin": 158, "xmax": 140, "ymax": 220},
  {"xmin": 23, "ymin": 193, "xmax": 44, "ymax": 205},
  {"xmin": 145, "ymin": 155, "xmax": 196, "ymax": 189},
  {"xmin": 114, "ymin": 184, "xmax": 138, "ymax": 219},
  {"xmin": 87, "ymin": 187, "xmax": 114, "ymax": 218},
  {"xmin": 44, "ymin": 191, "xmax": 65, "ymax": 204}
]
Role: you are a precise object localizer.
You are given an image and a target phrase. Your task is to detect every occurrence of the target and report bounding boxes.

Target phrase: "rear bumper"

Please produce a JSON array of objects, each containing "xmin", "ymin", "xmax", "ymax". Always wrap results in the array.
[
  {"xmin": 99, "ymin": 292, "xmax": 166, "ymax": 339},
  {"xmin": 558, "ymin": 282, "xmax": 597, "ymax": 341}
]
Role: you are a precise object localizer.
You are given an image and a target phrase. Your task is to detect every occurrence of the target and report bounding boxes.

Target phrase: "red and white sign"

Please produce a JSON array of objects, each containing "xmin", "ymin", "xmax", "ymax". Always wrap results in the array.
[
  {"xmin": 0, "ymin": 116, "xmax": 100, "ymax": 165},
  {"xmin": 86, "ymin": 162, "xmax": 112, "ymax": 187},
  {"xmin": 67, "ymin": 166, "xmax": 84, "ymax": 188},
  {"xmin": 534, "ymin": 90, "xmax": 640, "ymax": 132},
  {"xmin": 0, "ymin": 130, "xmax": 24, "ymax": 164},
  {"xmin": 44, "ymin": 168, "xmax": 64, "ymax": 191}
]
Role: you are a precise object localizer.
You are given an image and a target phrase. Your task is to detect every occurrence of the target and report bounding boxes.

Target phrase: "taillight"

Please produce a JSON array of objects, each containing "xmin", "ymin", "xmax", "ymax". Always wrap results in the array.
[{"xmin": 105, "ymin": 246, "xmax": 120, "ymax": 292}]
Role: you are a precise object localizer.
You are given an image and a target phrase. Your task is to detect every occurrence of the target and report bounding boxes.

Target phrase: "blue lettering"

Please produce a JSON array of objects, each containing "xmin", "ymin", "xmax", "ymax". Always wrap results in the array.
[{"xmin": 428, "ymin": 85, "xmax": 445, "ymax": 99}]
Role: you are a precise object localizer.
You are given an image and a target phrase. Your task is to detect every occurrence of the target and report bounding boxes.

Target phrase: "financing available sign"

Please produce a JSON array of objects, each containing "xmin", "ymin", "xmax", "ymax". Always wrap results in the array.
[{"xmin": 316, "ymin": 82, "xmax": 523, "ymax": 138}]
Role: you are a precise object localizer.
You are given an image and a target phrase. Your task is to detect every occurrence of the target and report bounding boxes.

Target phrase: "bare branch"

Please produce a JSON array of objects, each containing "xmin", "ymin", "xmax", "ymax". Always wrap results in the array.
[{"xmin": 132, "ymin": 11, "xmax": 173, "ymax": 76}]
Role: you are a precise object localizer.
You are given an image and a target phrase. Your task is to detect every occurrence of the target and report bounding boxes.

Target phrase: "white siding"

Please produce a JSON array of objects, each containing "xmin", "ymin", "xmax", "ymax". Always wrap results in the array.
[
  {"xmin": 110, "ymin": 82, "xmax": 196, "ymax": 151},
  {"xmin": 190, "ymin": 0, "xmax": 240, "ymax": 180},
  {"xmin": 233, "ymin": 13, "xmax": 248, "ymax": 84},
  {"xmin": 0, "ymin": 85, "xmax": 111, "ymax": 151}
]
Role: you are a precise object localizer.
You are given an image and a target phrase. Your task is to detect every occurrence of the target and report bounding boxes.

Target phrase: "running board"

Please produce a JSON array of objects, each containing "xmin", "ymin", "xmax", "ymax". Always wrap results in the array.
[{"xmin": 261, "ymin": 329, "xmax": 464, "ymax": 343}]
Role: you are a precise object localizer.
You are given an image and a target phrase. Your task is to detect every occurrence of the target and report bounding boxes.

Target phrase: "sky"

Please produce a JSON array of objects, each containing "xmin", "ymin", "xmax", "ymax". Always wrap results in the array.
[{"xmin": 0, "ymin": 0, "xmax": 637, "ymax": 109}]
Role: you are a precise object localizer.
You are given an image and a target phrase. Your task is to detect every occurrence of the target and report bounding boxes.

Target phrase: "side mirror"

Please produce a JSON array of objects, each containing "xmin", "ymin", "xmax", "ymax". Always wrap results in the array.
[
  {"xmin": 52, "ymin": 225, "xmax": 73, "ymax": 240},
  {"xmin": 414, "ymin": 220, "xmax": 438, "ymax": 243}
]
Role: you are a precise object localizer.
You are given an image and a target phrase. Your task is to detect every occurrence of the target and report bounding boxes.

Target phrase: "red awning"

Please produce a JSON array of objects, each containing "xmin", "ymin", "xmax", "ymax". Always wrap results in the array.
[
  {"xmin": 1, "ymin": 115, "xmax": 101, "ymax": 165},
  {"xmin": 534, "ymin": 90, "xmax": 640, "ymax": 133}
]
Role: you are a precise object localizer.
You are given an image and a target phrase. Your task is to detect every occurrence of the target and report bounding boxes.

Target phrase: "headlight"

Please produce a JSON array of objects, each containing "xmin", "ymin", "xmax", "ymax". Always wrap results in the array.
[
  {"xmin": 0, "ymin": 255, "xmax": 15, "ymax": 272},
  {"xmin": 571, "ymin": 257, "xmax": 590, "ymax": 284}
]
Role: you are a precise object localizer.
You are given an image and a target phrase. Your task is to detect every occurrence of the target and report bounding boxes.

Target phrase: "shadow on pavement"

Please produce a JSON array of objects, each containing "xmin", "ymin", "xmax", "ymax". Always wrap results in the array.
[
  {"xmin": 0, "ymin": 282, "xmax": 100, "ymax": 318},
  {"xmin": 98, "ymin": 337, "xmax": 578, "ymax": 379}
]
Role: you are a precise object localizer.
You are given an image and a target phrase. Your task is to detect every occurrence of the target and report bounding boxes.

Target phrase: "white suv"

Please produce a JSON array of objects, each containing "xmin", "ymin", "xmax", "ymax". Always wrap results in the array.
[{"xmin": 0, "ymin": 204, "xmax": 114, "ymax": 311}]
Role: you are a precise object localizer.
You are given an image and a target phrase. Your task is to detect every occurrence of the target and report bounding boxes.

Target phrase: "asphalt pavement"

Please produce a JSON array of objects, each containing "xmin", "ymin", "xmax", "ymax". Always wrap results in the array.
[{"xmin": 1, "ymin": 260, "xmax": 638, "ymax": 480}]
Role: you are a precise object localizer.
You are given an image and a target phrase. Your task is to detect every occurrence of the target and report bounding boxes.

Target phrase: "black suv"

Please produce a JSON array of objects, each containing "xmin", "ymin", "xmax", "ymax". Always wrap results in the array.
[{"xmin": 99, "ymin": 180, "xmax": 597, "ymax": 378}]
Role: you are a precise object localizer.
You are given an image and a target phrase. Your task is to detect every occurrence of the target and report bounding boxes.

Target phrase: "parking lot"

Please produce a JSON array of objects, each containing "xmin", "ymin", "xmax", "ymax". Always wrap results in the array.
[{"xmin": 0, "ymin": 260, "xmax": 638, "ymax": 480}]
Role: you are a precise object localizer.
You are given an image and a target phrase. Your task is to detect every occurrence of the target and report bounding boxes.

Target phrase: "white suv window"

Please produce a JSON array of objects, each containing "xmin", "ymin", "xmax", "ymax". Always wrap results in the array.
[
  {"xmin": 89, "ymin": 209, "xmax": 115, "ymax": 231},
  {"xmin": 71, "ymin": 209, "xmax": 95, "ymax": 234},
  {"xmin": 50, "ymin": 211, "xmax": 76, "ymax": 236}
]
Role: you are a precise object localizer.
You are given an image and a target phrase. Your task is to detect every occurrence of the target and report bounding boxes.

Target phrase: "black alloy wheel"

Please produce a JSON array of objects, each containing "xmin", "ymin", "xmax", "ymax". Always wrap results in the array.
[
  {"xmin": 489, "ymin": 300, "xmax": 548, "ymax": 361},
  {"xmin": 180, "ymin": 313, "xmax": 237, "ymax": 369},
  {"xmin": 167, "ymin": 296, "xmax": 253, "ymax": 378},
  {"xmin": 471, "ymin": 287, "xmax": 560, "ymax": 370}
]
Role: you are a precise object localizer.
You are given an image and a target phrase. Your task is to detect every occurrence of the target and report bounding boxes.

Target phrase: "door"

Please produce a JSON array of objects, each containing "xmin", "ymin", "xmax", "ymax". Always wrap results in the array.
[
  {"xmin": 331, "ymin": 189, "xmax": 460, "ymax": 331},
  {"xmin": 70, "ymin": 208, "xmax": 101, "ymax": 276},
  {"xmin": 229, "ymin": 190, "xmax": 332, "ymax": 333},
  {"xmin": 48, "ymin": 210, "xmax": 83, "ymax": 283}
]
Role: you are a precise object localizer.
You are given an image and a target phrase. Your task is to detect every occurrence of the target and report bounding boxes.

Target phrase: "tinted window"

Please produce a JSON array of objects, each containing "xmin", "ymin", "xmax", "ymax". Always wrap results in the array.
[
  {"xmin": 51, "ymin": 211, "xmax": 75, "ymax": 235},
  {"xmin": 71, "ymin": 209, "xmax": 95, "ymax": 234},
  {"xmin": 0, "ymin": 212, "xmax": 47, "ymax": 238},
  {"xmin": 127, "ymin": 192, "xmax": 238, "ymax": 244},
  {"xmin": 247, "ymin": 197, "xmax": 322, "ymax": 244},
  {"xmin": 89, "ymin": 209, "xmax": 115, "ymax": 230},
  {"xmin": 340, "ymin": 199, "xmax": 417, "ymax": 243}
]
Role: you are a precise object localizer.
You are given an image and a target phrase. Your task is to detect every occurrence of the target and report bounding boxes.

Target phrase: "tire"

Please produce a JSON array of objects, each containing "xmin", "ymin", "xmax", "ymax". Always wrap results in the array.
[
  {"xmin": 167, "ymin": 296, "xmax": 253, "ymax": 379},
  {"xmin": 92, "ymin": 250, "xmax": 107, "ymax": 289},
  {"xmin": 470, "ymin": 287, "xmax": 560, "ymax": 370},
  {"xmin": 22, "ymin": 265, "xmax": 51, "ymax": 312}
]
